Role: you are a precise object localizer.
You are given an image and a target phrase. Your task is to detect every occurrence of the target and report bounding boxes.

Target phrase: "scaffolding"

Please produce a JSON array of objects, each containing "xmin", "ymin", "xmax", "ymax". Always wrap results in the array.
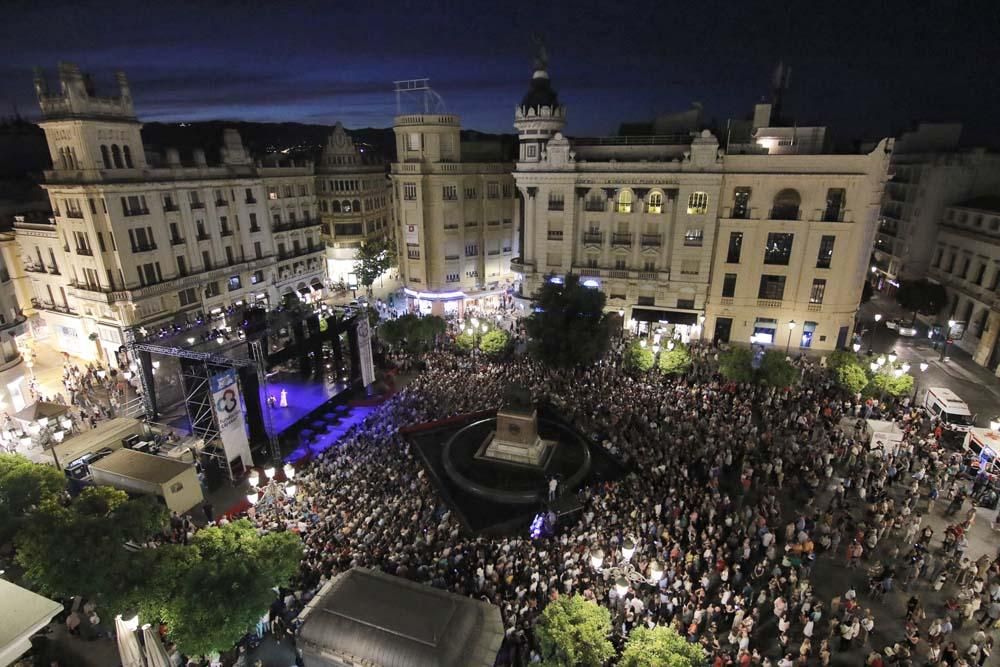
[{"xmin": 126, "ymin": 340, "xmax": 280, "ymax": 480}]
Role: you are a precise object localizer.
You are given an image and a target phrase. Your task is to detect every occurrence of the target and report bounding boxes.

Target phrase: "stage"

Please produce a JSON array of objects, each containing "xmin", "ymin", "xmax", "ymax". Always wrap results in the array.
[
  {"xmin": 260, "ymin": 372, "xmax": 349, "ymax": 437},
  {"xmin": 284, "ymin": 406, "xmax": 375, "ymax": 464}
]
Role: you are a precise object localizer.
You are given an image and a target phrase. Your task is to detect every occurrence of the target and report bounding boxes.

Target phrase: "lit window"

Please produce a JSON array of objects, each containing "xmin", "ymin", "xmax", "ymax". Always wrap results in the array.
[
  {"xmin": 617, "ymin": 190, "xmax": 633, "ymax": 214},
  {"xmin": 647, "ymin": 192, "xmax": 662, "ymax": 214},
  {"xmin": 687, "ymin": 192, "xmax": 708, "ymax": 215},
  {"xmin": 684, "ymin": 229, "xmax": 704, "ymax": 247}
]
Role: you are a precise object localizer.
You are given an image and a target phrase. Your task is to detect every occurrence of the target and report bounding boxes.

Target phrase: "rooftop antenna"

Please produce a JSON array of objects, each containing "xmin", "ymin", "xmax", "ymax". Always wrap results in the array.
[{"xmin": 393, "ymin": 79, "xmax": 447, "ymax": 115}]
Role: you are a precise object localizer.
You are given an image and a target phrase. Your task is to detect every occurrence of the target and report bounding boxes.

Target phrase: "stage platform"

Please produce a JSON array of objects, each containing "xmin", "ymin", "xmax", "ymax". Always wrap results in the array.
[
  {"xmin": 261, "ymin": 372, "xmax": 349, "ymax": 437},
  {"xmin": 283, "ymin": 405, "xmax": 375, "ymax": 464}
]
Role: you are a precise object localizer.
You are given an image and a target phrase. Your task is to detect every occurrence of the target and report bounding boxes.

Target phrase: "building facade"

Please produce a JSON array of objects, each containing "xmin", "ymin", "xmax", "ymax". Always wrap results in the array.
[
  {"xmin": 316, "ymin": 123, "xmax": 394, "ymax": 288},
  {"xmin": 391, "ymin": 114, "xmax": 518, "ymax": 315},
  {"xmin": 871, "ymin": 124, "xmax": 1000, "ymax": 294},
  {"xmin": 24, "ymin": 63, "xmax": 324, "ymax": 362},
  {"xmin": 512, "ymin": 62, "xmax": 892, "ymax": 351},
  {"xmin": 927, "ymin": 198, "xmax": 1000, "ymax": 371}
]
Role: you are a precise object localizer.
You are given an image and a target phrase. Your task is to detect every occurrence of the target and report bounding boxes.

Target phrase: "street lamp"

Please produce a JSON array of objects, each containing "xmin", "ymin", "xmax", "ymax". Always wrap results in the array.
[
  {"xmin": 888, "ymin": 350, "xmax": 897, "ymax": 364},
  {"xmin": 852, "ymin": 342, "xmax": 861, "ymax": 354},
  {"xmin": 246, "ymin": 464, "xmax": 297, "ymax": 520},
  {"xmin": 876, "ymin": 355, "xmax": 886, "ymax": 367},
  {"xmin": 786, "ymin": 320, "xmax": 797, "ymax": 355},
  {"xmin": 941, "ymin": 319, "xmax": 957, "ymax": 361},
  {"xmin": 589, "ymin": 538, "xmax": 664, "ymax": 594},
  {"xmin": 913, "ymin": 362, "xmax": 929, "ymax": 403}
]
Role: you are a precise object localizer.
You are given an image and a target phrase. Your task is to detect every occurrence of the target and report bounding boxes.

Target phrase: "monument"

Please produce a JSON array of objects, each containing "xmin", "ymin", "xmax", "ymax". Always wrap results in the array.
[{"xmin": 477, "ymin": 386, "xmax": 555, "ymax": 467}]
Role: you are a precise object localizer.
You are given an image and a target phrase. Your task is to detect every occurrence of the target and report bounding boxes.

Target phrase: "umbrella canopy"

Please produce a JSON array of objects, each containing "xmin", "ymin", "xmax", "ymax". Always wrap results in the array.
[
  {"xmin": 115, "ymin": 615, "xmax": 145, "ymax": 667},
  {"xmin": 142, "ymin": 623, "xmax": 170, "ymax": 667},
  {"xmin": 12, "ymin": 401, "xmax": 68, "ymax": 428}
]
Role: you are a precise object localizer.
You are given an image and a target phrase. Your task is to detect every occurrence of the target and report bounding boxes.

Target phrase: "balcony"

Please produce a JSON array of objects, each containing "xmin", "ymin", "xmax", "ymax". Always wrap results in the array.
[
  {"xmin": 123, "ymin": 208, "xmax": 150, "ymax": 217},
  {"xmin": 510, "ymin": 257, "xmax": 534, "ymax": 274},
  {"xmin": 637, "ymin": 271, "xmax": 658, "ymax": 280},
  {"xmin": 64, "ymin": 210, "xmax": 84, "ymax": 219},
  {"xmin": 444, "ymin": 254, "xmax": 459, "ymax": 260},
  {"xmin": 443, "ymin": 224, "xmax": 460, "ymax": 232},
  {"xmin": 249, "ymin": 226, "xmax": 262, "ymax": 233},
  {"xmin": 47, "ymin": 265, "xmax": 60, "ymax": 275},
  {"xmin": 465, "ymin": 221, "xmax": 478, "ymax": 228},
  {"xmin": 579, "ymin": 267, "xmax": 601, "ymax": 277},
  {"xmin": 487, "ymin": 220, "xmax": 500, "ymax": 227},
  {"xmin": 756, "ymin": 299, "xmax": 783, "ymax": 309},
  {"xmin": 131, "ymin": 243, "xmax": 157, "ymax": 253},
  {"xmin": 220, "ymin": 229, "xmax": 233, "ymax": 238},
  {"xmin": 245, "ymin": 197, "xmax": 257, "ymax": 205},
  {"xmin": 807, "ymin": 303, "xmax": 823, "ymax": 312},
  {"xmin": 215, "ymin": 199, "xmax": 228, "ymax": 207},
  {"xmin": 487, "ymin": 250, "xmax": 500, "ymax": 256},
  {"xmin": 170, "ymin": 236, "xmax": 186, "ymax": 246},
  {"xmin": 607, "ymin": 269, "xmax": 628, "ymax": 279},
  {"xmin": 611, "ymin": 233, "xmax": 632, "ymax": 248},
  {"xmin": 719, "ymin": 297, "xmax": 734, "ymax": 306},
  {"xmin": 75, "ymin": 247, "xmax": 93, "ymax": 256},
  {"xmin": 190, "ymin": 201, "xmax": 205, "ymax": 210},
  {"xmin": 163, "ymin": 203, "xmax": 180, "ymax": 213},
  {"xmin": 547, "ymin": 231, "xmax": 564, "ymax": 240},
  {"xmin": 584, "ymin": 201, "xmax": 605, "ymax": 212},
  {"xmin": 277, "ymin": 243, "xmax": 326, "ymax": 261},
  {"xmin": 272, "ymin": 219, "xmax": 322, "ymax": 233},
  {"xmin": 31, "ymin": 298, "xmax": 74, "ymax": 314},
  {"xmin": 23, "ymin": 263, "xmax": 45, "ymax": 273},
  {"xmin": 196, "ymin": 233, "xmax": 211, "ymax": 242},
  {"xmin": 583, "ymin": 232, "xmax": 603, "ymax": 245},
  {"xmin": 640, "ymin": 234, "xmax": 662, "ymax": 247}
]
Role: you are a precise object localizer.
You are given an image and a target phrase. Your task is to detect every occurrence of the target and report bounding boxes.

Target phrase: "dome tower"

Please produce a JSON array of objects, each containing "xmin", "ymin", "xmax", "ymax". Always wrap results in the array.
[{"xmin": 513, "ymin": 41, "xmax": 566, "ymax": 164}]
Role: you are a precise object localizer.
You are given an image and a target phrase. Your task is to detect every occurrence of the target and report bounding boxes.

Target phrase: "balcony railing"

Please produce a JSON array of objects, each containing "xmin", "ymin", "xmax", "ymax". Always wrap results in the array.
[
  {"xmin": 584, "ymin": 201, "xmax": 605, "ymax": 212},
  {"xmin": 196, "ymin": 233, "xmax": 211, "ymax": 242},
  {"xmin": 190, "ymin": 201, "xmax": 205, "ymax": 210},
  {"xmin": 131, "ymin": 243, "xmax": 157, "ymax": 253},
  {"xmin": 163, "ymin": 203, "xmax": 180, "ymax": 213},
  {"xmin": 23, "ymin": 263, "xmax": 45, "ymax": 273},
  {"xmin": 220, "ymin": 229, "xmax": 233, "ymax": 237},
  {"xmin": 75, "ymin": 247, "xmax": 93, "ymax": 256},
  {"xmin": 123, "ymin": 208, "xmax": 150, "ymax": 217},
  {"xmin": 444, "ymin": 254, "xmax": 459, "ymax": 260},
  {"xmin": 249, "ymin": 226, "xmax": 262, "ymax": 233},
  {"xmin": 548, "ymin": 201, "xmax": 565, "ymax": 211},
  {"xmin": 277, "ymin": 243, "xmax": 326, "ymax": 261},
  {"xmin": 47, "ymin": 265, "xmax": 60, "ymax": 275},
  {"xmin": 547, "ymin": 231, "xmax": 564, "ymax": 240},
  {"xmin": 443, "ymin": 224, "xmax": 460, "ymax": 231},
  {"xmin": 756, "ymin": 298, "xmax": 783, "ymax": 308},
  {"xmin": 611, "ymin": 233, "xmax": 632, "ymax": 247},
  {"xmin": 583, "ymin": 232, "xmax": 603, "ymax": 244},
  {"xmin": 64, "ymin": 210, "xmax": 84, "ymax": 219},
  {"xmin": 170, "ymin": 236, "xmax": 186, "ymax": 246},
  {"xmin": 641, "ymin": 234, "xmax": 662, "ymax": 247},
  {"xmin": 215, "ymin": 199, "xmax": 228, "ymax": 207},
  {"xmin": 272, "ymin": 219, "xmax": 322, "ymax": 233},
  {"xmin": 245, "ymin": 197, "xmax": 257, "ymax": 204}
]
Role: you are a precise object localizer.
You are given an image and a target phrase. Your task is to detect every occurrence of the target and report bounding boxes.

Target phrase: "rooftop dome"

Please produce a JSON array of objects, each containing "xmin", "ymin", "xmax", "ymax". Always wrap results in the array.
[{"xmin": 520, "ymin": 71, "xmax": 560, "ymax": 110}]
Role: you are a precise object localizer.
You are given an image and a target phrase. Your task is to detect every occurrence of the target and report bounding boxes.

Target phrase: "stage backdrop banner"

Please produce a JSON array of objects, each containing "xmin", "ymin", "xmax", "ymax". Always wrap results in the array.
[
  {"xmin": 356, "ymin": 318, "xmax": 375, "ymax": 388},
  {"xmin": 210, "ymin": 369, "xmax": 254, "ymax": 467}
]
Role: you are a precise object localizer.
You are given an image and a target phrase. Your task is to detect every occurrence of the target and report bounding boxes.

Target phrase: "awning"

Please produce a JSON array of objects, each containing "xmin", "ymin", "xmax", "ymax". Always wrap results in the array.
[
  {"xmin": 631, "ymin": 308, "xmax": 698, "ymax": 325},
  {"xmin": 297, "ymin": 286, "xmax": 311, "ymax": 296}
]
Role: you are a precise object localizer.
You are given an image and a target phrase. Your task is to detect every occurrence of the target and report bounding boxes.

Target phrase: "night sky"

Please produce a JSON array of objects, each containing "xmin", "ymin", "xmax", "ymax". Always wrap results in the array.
[{"xmin": 3, "ymin": 0, "xmax": 1000, "ymax": 145}]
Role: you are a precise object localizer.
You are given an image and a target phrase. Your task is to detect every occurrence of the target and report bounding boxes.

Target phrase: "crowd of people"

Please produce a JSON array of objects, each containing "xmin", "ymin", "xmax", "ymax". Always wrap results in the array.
[{"xmin": 232, "ymin": 337, "xmax": 1000, "ymax": 666}]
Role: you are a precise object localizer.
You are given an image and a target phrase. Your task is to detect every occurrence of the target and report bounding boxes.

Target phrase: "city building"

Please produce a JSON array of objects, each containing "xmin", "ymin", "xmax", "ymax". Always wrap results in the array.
[
  {"xmin": 391, "ymin": 110, "xmax": 518, "ymax": 315},
  {"xmin": 512, "ymin": 59, "xmax": 893, "ymax": 351},
  {"xmin": 0, "ymin": 229, "xmax": 28, "ymax": 410},
  {"xmin": 927, "ymin": 198, "xmax": 1000, "ymax": 371},
  {"xmin": 21, "ymin": 63, "xmax": 324, "ymax": 362},
  {"xmin": 316, "ymin": 122, "xmax": 394, "ymax": 289},
  {"xmin": 871, "ymin": 123, "xmax": 1000, "ymax": 294}
]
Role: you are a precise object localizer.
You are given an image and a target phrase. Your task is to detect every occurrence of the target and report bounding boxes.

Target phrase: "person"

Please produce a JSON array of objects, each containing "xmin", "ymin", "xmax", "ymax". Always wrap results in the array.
[
  {"xmin": 547, "ymin": 477, "xmax": 558, "ymax": 501},
  {"xmin": 279, "ymin": 389, "xmax": 288, "ymax": 408}
]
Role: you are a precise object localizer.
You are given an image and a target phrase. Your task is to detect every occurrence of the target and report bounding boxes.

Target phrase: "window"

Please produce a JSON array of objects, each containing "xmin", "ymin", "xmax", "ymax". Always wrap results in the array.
[
  {"xmin": 687, "ymin": 191, "xmax": 708, "ymax": 215},
  {"xmin": 823, "ymin": 188, "xmax": 846, "ymax": 222},
  {"xmin": 228, "ymin": 275, "xmax": 242, "ymax": 291},
  {"xmin": 680, "ymin": 260, "xmax": 700, "ymax": 275},
  {"xmin": 726, "ymin": 232, "xmax": 743, "ymax": 263},
  {"xmin": 817, "ymin": 235, "xmax": 835, "ymax": 269},
  {"xmin": 503, "ymin": 183, "xmax": 513, "ymax": 198},
  {"xmin": 251, "ymin": 270, "xmax": 264, "ymax": 285},
  {"xmin": 763, "ymin": 233, "xmax": 794, "ymax": 265},
  {"xmin": 406, "ymin": 132, "xmax": 421, "ymax": 150},
  {"xmin": 111, "ymin": 145, "xmax": 123, "ymax": 168},
  {"xmin": 101, "ymin": 145, "xmax": 112, "ymax": 169},
  {"xmin": 758, "ymin": 275, "xmax": 786, "ymax": 300},
  {"xmin": 677, "ymin": 298, "xmax": 695, "ymax": 309},
  {"xmin": 932, "ymin": 248, "xmax": 943, "ymax": 268},
  {"xmin": 178, "ymin": 288, "xmax": 197, "ymax": 307},
  {"xmin": 282, "ymin": 185, "xmax": 293, "ymax": 198},
  {"xmin": 96, "ymin": 232, "xmax": 106, "ymax": 252},
  {"xmin": 464, "ymin": 186, "xmax": 477, "ymax": 200},
  {"xmin": 526, "ymin": 145, "xmax": 537, "ymax": 158},
  {"xmin": 975, "ymin": 263, "xmax": 987, "ymax": 285},
  {"xmin": 465, "ymin": 244, "xmax": 479, "ymax": 256},
  {"xmin": 613, "ymin": 258, "xmax": 627, "ymax": 270},
  {"xmin": 446, "ymin": 273, "xmax": 460, "ymax": 283},
  {"xmin": 245, "ymin": 188, "xmax": 256, "ymax": 204},
  {"xmin": 617, "ymin": 190, "xmax": 633, "ymax": 214},
  {"xmin": 548, "ymin": 193, "xmax": 564, "ymax": 211},
  {"xmin": 442, "ymin": 185, "xmax": 458, "ymax": 201},
  {"xmin": 728, "ymin": 186, "xmax": 751, "ymax": 219},
  {"xmin": 771, "ymin": 189, "xmax": 801, "ymax": 220},
  {"xmin": 254, "ymin": 241, "xmax": 262, "ymax": 259},
  {"xmin": 123, "ymin": 145, "xmax": 133, "ymax": 168},
  {"xmin": 188, "ymin": 191, "xmax": 203, "ymax": 208},
  {"xmin": 176, "ymin": 255, "xmax": 187, "ymax": 276},
  {"xmin": 403, "ymin": 183, "xmax": 417, "ymax": 200},
  {"xmin": 946, "ymin": 253, "xmax": 956, "ymax": 273},
  {"xmin": 647, "ymin": 192, "xmax": 663, "ymax": 214},
  {"xmin": 163, "ymin": 193, "xmax": 177, "ymax": 211},
  {"xmin": 298, "ymin": 184, "xmax": 308, "ymax": 196},
  {"xmin": 800, "ymin": 322, "xmax": 817, "ymax": 348},
  {"xmin": 487, "ymin": 182, "xmax": 500, "ymax": 199},
  {"xmin": 809, "ymin": 278, "xmax": 827, "ymax": 304},
  {"xmin": 722, "ymin": 273, "xmax": 737, "ymax": 298},
  {"xmin": 205, "ymin": 282, "xmax": 220, "ymax": 298},
  {"xmin": 958, "ymin": 257, "xmax": 970, "ymax": 277},
  {"xmin": 684, "ymin": 228, "xmax": 704, "ymax": 246},
  {"xmin": 249, "ymin": 213, "xmax": 259, "ymax": 232},
  {"xmin": 202, "ymin": 250, "xmax": 212, "ymax": 270}
]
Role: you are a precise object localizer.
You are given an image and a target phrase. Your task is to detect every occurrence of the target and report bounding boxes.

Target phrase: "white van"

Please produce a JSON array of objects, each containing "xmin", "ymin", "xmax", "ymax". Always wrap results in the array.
[{"xmin": 923, "ymin": 386, "xmax": 975, "ymax": 431}]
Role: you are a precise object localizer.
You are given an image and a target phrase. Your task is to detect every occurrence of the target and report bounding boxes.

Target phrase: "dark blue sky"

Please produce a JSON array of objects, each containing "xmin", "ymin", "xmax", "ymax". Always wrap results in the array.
[{"xmin": 4, "ymin": 0, "xmax": 999, "ymax": 144}]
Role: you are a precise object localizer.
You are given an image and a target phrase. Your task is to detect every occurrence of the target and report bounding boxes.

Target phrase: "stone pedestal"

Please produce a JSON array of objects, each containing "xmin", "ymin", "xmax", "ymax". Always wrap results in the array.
[{"xmin": 479, "ymin": 407, "xmax": 554, "ymax": 468}]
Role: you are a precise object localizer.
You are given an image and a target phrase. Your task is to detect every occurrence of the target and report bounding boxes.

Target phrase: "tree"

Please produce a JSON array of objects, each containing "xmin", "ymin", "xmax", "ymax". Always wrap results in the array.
[
  {"xmin": 620, "ymin": 625, "xmax": 706, "ymax": 667},
  {"xmin": 0, "ymin": 453, "xmax": 65, "ymax": 543},
  {"xmin": 525, "ymin": 275, "xmax": 612, "ymax": 367},
  {"xmin": 479, "ymin": 328, "xmax": 511, "ymax": 356},
  {"xmin": 658, "ymin": 342, "xmax": 692, "ymax": 376},
  {"xmin": 867, "ymin": 370, "xmax": 914, "ymax": 398},
  {"xmin": 623, "ymin": 339, "xmax": 655, "ymax": 373},
  {"xmin": 896, "ymin": 279, "xmax": 948, "ymax": 321},
  {"xmin": 825, "ymin": 350, "xmax": 857, "ymax": 371},
  {"xmin": 718, "ymin": 347, "xmax": 754, "ymax": 382},
  {"xmin": 758, "ymin": 351, "xmax": 799, "ymax": 387},
  {"xmin": 535, "ymin": 595, "xmax": 614, "ymax": 667},
  {"xmin": 834, "ymin": 361, "xmax": 869, "ymax": 394},
  {"xmin": 455, "ymin": 331, "xmax": 475, "ymax": 352},
  {"xmin": 382, "ymin": 314, "xmax": 447, "ymax": 355},
  {"xmin": 353, "ymin": 236, "xmax": 395, "ymax": 296},
  {"xmin": 149, "ymin": 521, "xmax": 302, "ymax": 656}
]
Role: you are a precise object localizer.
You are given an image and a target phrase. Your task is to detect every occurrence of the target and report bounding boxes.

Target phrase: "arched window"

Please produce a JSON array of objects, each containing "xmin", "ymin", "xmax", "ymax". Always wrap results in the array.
[
  {"xmin": 332, "ymin": 200, "xmax": 341, "ymax": 213},
  {"xmin": 57, "ymin": 148, "xmax": 68, "ymax": 169},
  {"xmin": 771, "ymin": 189, "xmax": 801, "ymax": 220},
  {"xmin": 687, "ymin": 191, "xmax": 708, "ymax": 215},
  {"xmin": 617, "ymin": 189, "xmax": 633, "ymax": 214},
  {"xmin": 101, "ymin": 145, "xmax": 112, "ymax": 169},
  {"xmin": 647, "ymin": 192, "xmax": 663, "ymax": 214},
  {"xmin": 342, "ymin": 200, "xmax": 352, "ymax": 213},
  {"xmin": 111, "ymin": 144, "xmax": 123, "ymax": 168},
  {"xmin": 123, "ymin": 145, "xmax": 133, "ymax": 168},
  {"xmin": 352, "ymin": 199, "xmax": 361, "ymax": 213}
]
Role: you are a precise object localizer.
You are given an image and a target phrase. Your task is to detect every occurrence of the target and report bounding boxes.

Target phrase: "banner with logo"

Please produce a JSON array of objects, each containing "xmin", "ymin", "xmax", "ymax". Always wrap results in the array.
[
  {"xmin": 356, "ymin": 318, "xmax": 375, "ymax": 388},
  {"xmin": 210, "ymin": 369, "xmax": 254, "ymax": 468}
]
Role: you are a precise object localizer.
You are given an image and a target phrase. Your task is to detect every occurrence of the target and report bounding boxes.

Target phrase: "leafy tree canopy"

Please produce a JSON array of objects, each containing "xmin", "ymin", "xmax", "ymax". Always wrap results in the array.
[
  {"xmin": 353, "ymin": 236, "xmax": 395, "ymax": 292},
  {"xmin": 896, "ymin": 279, "xmax": 948, "ymax": 317},
  {"xmin": 825, "ymin": 350, "xmax": 857, "ymax": 371},
  {"xmin": 623, "ymin": 339, "xmax": 655, "ymax": 373},
  {"xmin": 0, "ymin": 453, "xmax": 65, "ymax": 543},
  {"xmin": 866, "ymin": 370, "xmax": 914, "ymax": 398},
  {"xmin": 620, "ymin": 625, "xmax": 706, "ymax": 667},
  {"xmin": 758, "ymin": 351, "xmax": 799, "ymax": 388},
  {"xmin": 379, "ymin": 314, "xmax": 445, "ymax": 354},
  {"xmin": 658, "ymin": 341, "xmax": 692, "ymax": 376},
  {"xmin": 525, "ymin": 275, "xmax": 612, "ymax": 367},
  {"xmin": 535, "ymin": 595, "xmax": 614, "ymax": 667},
  {"xmin": 718, "ymin": 347, "xmax": 754, "ymax": 382},
  {"xmin": 479, "ymin": 328, "xmax": 511, "ymax": 356},
  {"xmin": 834, "ymin": 361, "xmax": 869, "ymax": 394}
]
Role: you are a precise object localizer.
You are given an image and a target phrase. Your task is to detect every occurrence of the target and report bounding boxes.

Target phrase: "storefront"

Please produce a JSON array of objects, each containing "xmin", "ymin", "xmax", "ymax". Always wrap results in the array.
[{"xmin": 629, "ymin": 307, "xmax": 702, "ymax": 342}]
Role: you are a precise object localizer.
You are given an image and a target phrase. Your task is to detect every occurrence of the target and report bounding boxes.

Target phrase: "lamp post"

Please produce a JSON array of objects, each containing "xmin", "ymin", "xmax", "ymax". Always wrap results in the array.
[
  {"xmin": 852, "ymin": 342, "xmax": 862, "ymax": 356},
  {"xmin": 786, "ymin": 320, "xmax": 797, "ymax": 355},
  {"xmin": 913, "ymin": 362, "xmax": 929, "ymax": 403},
  {"xmin": 869, "ymin": 313, "xmax": 883, "ymax": 353},
  {"xmin": 590, "ymin": 538, "xmax": 664, "ymax": 600},
  {"xmin": 245, "ymin": 463, "xmax": 297, "ymax": 520}
]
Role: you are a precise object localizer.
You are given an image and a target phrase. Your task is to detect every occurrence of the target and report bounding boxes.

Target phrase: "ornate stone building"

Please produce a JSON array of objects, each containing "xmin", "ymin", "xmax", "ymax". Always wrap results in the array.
[{"xmin": 512, "ymin": 60, "xmax": 893, "ymax": 351}]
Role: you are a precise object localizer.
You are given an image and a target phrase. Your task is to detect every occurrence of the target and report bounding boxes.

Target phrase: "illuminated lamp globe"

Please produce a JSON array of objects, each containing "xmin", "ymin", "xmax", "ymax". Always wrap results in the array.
[
  {"xmin": 621, "ymin": 537, "xmax": 636, "ymax": 561},
  {"xmin": 614, "ymin": 577, "xmax": 629, "ymax": 597},
  {"xmin": 590, "ymin": 548, "xmax": 604, "ymax": 571}
]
